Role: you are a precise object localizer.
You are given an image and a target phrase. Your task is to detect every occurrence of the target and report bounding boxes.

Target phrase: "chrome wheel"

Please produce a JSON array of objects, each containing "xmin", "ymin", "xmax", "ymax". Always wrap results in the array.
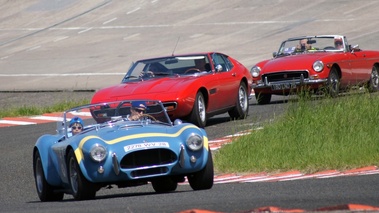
[
  {"xmin": 369, "ymin": 66, "xmax": 379, "ymax": 92},
  {"xmin": 198, "ymin": 94, "xmax": 206, "ymax": 124},
  {"xmin": 68, "ymin": 157, "xmax": 79, "ymax": 195}
]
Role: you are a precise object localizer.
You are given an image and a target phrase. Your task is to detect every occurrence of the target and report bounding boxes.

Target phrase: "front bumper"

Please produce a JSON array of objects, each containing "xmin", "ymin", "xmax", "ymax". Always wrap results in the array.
[{"xmin": 252, "ymin": 73, "xmax": 328, "ymax": 91}]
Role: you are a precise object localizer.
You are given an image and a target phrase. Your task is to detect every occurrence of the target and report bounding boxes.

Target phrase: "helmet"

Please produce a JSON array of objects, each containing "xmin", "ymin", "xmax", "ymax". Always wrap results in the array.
[
  {"xmin": 69, "ymin": 116, "xmax": 84, "ymax": 127},
  {"xmin": 334, "ymin": 37, "xmax": 343, "ymax": 44},
  {"xmin": 132, "ymin": 101, "xmax": 147, "ymax": 110}
]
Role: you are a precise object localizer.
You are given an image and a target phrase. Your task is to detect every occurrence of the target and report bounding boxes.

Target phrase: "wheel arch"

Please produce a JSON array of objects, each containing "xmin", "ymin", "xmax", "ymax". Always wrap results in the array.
[
  {"xmin": 33, "ymin": 146, "xmax": 62, "ymax": 186},
  {"xmin": 330, "ymin": 63, "xmax": 342, "ymax": 79},
  {"xmin": 65, "ymin": 145, "xmax": 93, "ymax": 182},
  {"xmin": 240, "ymin": 77, "xmax": 250, "ymax": 91},
  {"xmin": 198, "ymin": 87, "xmax": 209, "ymax": 110}
]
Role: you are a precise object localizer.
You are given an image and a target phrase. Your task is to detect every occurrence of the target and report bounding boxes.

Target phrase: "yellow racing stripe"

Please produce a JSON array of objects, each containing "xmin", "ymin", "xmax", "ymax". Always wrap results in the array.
[{"xmin": 74, "ymin": 125, "xmax": 208, "ymax": 163}]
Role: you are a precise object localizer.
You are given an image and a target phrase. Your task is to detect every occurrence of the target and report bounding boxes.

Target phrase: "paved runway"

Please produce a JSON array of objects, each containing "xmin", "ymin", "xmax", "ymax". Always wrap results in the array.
[{"xmin": 1, "ymin": 0, "xmax": 379, "ymax": 91}]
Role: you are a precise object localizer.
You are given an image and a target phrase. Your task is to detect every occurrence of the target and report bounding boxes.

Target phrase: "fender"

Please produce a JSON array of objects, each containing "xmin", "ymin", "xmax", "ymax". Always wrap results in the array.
[{"xmin": 34, "ymin": 134, "xmax": 64, "ymax": 186}]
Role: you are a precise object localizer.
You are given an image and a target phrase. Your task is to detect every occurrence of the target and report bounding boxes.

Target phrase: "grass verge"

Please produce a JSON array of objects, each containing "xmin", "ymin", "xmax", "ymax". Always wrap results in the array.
[
  {"xmin": 0, "ymin": 99, "xmax": 90, "ymax": 119},
  {"xmin": 214, "ymin": 92, "xmax": 379, "ymax": 174}
]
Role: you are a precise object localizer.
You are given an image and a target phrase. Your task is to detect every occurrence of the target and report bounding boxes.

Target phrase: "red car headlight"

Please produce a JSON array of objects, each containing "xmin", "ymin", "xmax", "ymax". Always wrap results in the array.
[
  {"xmin": 313, "ymin": 60, "xmax": 324, "ymax": 72},
  {"xmin": 251, "ymin": 65, "xmax": 261, "ymax": 77}
]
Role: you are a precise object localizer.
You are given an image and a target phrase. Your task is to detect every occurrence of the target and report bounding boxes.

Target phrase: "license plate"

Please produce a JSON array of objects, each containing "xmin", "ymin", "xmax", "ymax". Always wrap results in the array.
[
  {"xmin": 124, "ymin": 142, "xmax": 169, "ymax": 152},
  {"xmin": 271, "ymin": 83, "xmax": 296, "ymax": 91}
]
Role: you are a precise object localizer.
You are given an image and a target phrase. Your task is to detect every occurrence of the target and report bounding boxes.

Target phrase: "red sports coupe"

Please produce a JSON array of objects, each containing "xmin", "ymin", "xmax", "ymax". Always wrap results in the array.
[
  {"xmin": 251, "ymin": 35, "xmax": 379, "ymax": 104},
  {"xmin": 91, "ymin": 52, "xmax": 253, "ymax": 127}
]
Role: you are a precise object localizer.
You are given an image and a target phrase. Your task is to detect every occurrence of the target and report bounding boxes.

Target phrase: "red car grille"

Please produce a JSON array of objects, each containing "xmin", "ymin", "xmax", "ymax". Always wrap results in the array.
[
  {"xmin": 120, "ymin": 149, "xmax": 177, "ymax": 169},
  {"xmin": 262, "ymin": 71, "xmax": 309, "ymax": 83}
]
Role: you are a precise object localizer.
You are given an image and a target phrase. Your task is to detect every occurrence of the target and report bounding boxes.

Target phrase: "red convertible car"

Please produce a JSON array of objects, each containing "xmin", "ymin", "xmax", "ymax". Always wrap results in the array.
[
  {"xmin": 91, "ymin": 52, "xmax": 253, "ymax": 127},
  {"xmin": 251, "ymin": 35, "xmax": 379, "ymax": 104}
]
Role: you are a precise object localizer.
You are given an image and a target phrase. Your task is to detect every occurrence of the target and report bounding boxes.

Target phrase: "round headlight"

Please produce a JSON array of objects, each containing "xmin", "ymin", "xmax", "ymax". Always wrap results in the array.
[
  {"xmin": 313, "ymin": 60, "xmax": 324, "ymax": 72},
  {"xmin": 186, "ymin": 133, "xmax": 203, "ymax": 151},
  {"xmin": 250, "ymin": 65, "xmax": 261, "ymax": 77},
  {"xmin": 90, "ymin": 144, "xmax": 107, "ymax": 162}
]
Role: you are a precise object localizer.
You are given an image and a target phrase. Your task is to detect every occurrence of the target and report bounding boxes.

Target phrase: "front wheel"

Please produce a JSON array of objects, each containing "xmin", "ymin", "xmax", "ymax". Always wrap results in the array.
[
  {"xmin": 326, "ymin": 68, "xmax": 340, "ymax": 97},
  {"xmin": 151, "ymin": 177, "xmax": 178, "ymax": 193},
  {"xmin": 255, "ymin": 93, "xmax": 272, "ymax": 105},
  {"xmin": 67, "ymin": 150, "xmax": 97, "ymax": 200},
  {"xmin": 189, "ymin": 92, "xmax": 207, "ymax": 128},
  {"xmin": 187, "ymin": 149, "xmax": 214, "ymax": 190},
  {"xmin": 33, "ymin": 151, "xmax": 64, "ymax": 202},
  {"xmin": 228, "ymin": 82, "xmax": 249, "ymax": 119},
  {"xmin": 367, "ymin": 65, "xmax": 379, "ymax": 92}
]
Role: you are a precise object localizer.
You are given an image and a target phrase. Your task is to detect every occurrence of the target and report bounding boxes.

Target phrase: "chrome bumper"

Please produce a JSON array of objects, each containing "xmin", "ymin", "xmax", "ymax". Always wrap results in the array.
[{"xmin": 252, "ymin": 75, "xmax": 328, "ymax": 89}]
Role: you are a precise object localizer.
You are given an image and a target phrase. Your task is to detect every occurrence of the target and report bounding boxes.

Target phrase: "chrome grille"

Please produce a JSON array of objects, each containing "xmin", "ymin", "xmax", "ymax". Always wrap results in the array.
[{"xmin": 262, "ymin": 71, "xmax": 309, "ymax": 83}]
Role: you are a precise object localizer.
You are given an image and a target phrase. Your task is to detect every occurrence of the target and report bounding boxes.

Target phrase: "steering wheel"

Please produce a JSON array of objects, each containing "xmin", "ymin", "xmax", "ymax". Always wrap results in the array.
[
  {"xmin": 140, "ymin": 114, "xmax": 158, "ymax": 121},
  {"xmin": 184, "ymin": 68, "xmax": 201, "ymax": 74},
  {"xmin": 323, "ymin": 46, "xmax": 335, "ymax": 50}
]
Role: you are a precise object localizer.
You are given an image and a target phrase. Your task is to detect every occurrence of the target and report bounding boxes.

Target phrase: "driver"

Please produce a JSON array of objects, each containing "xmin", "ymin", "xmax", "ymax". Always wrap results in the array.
[
  {"xmin": 334, "ymin": 38, "xmax": 344, "ymax": 50},
  {"xmin": 194, "ymin": 59, "xmax": 206, "ymax": 71},
  {"xmin": 127, "ymin": 101, "xmax": 147, "ymax": 121},
  {"xmin": 296, "ymin": 39, "xmax": 312, "ymax": 51}
]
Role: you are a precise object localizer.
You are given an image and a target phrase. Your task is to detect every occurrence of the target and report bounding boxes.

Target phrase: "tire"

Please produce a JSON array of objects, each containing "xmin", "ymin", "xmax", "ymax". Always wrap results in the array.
[
  {"xmin": 327, "ymin": 68, "xmax": 340, "ymax": 97},
  {"xmin": 189, "ymin": 92, "xmax": 207, "ymax": 128},
  {"xmin": 67, "ymin": 150, "xmax": 97, "ymax": 200},
  {"xmin": 255, "ymin": 93, "xmax": 272, "ymax": 105},
  {"xmin": 368, "ymin": 65, "xmax": 379, "ymax": 92},
  {"xmin": 187, "ymin": 149, "xmax": 214, "ymax": 190},
  {"xmin": 228, "ymin": 82, "xmax": 249, "ymax": 119},
  {"xmin": 151, "ymin": 177, "xmax": 178, "ymax": 193},
  {"xmin": 33, "ymin": 151, "xmax": 64, "ymax": 202}
]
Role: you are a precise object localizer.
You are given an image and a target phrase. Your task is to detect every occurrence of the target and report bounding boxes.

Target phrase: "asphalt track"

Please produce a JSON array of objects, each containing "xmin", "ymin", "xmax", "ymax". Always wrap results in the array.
[{"xmin": 1, "ymin": 0, "xmax": 379, "ymax": 212}]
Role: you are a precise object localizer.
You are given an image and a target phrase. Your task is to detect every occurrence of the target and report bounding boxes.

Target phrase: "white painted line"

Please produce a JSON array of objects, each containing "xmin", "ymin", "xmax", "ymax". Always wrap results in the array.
[
  {"xmin": 69, "ymin": 112, "xmax": 92, "ymax": 117},
  {"xmin": 245, "ymin": 173, "xmax": 303, "ymax": 182},
  {"xmin": 78, "ymin": 27, "xmax": 93, "ymax": 34},
  {"xmin": 123, "ymin": 33, "xmax": 140, "ymax": 40},
  {"xmin": 208, "ymin": 139, "xmax": 230, "ymax": 143},
  {"xmin": 214, "ymin": 175, "xmax": 241, "ymax": 181},
  {"xmin": 103, "ymin": 18, "xmax": 117, "ymax": 25},
  {"xmin": 0, "ymin": 120, "xmax": 36, "ymax": 125},
  {"xmin": 189, "ymin": 34, "xmax": 204, "ymax": 38},
  {"xmin": 27, "ymin": 46, "xmax": 41, "ymax": 51},
  {"xmin": 210, "ymin": 146, "xmax": 220, "ymax": 151},
  {"xmin": 1, "ymin": 55, "xmax": 10, "ymax": 60},
  {"xmin": 54, "ymin": 36, "xmax": 69, "ymax": 42},
  {"xmin": 29, "ymin": 116, "xmax": 63, "ymax": 121},
  {"xmin": 126, "ymin": 7, "xmax": 140, "ymax": 15}
]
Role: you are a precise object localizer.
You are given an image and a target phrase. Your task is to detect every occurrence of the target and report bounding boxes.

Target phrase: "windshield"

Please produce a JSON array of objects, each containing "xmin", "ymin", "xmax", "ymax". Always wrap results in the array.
[
  {"xmin": 122, "ymin": 55, "xmax": 211, "ymax": 82},
  {"xmin": 276, "ymin": 36, "xmax": 346, "ymax": 56},
  {"xmin": 56, "ymin": 100, "xmax": 172, "ymax": 138}
]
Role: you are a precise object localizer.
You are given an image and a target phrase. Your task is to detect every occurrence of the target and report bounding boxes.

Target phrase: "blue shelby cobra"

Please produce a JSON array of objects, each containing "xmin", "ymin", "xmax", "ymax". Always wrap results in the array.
[{"xmin": 33, "ymin": 100, "xmax": 213, "ymax": 201}]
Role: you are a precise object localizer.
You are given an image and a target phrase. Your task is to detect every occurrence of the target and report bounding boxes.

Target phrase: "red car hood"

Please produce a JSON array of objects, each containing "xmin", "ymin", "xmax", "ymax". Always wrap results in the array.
[
  {"xmin": 93, "ymin": 76, "xmax": 197, "ymax": 101},
  {"xmin": 260, "ymin": 53, "xmax": 329, "ymax": 73}
]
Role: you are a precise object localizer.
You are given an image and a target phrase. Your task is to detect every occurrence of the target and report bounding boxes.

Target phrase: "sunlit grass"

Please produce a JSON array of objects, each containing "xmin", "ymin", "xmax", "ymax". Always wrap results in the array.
[
  {"xmin": 214, "ymin": 92, "xmax": 379, "ymax": 174},
  {"xmin": 0, "ymin": 99, "xmax": 90, "ymax": 118}
]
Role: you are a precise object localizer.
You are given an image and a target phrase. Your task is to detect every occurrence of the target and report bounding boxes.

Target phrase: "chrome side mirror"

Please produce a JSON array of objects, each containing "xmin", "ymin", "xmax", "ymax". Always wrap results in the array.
[
  {"xmin": 215, "ymin": 64, "xmax": 223, "ymax": 72},
  {"xmin": 351, "ymin": 44, "xmax": 360, "ymax": 53},
  {"xmin": 173, "ymin": 119, "xmax": 183, "ymax": 125}
]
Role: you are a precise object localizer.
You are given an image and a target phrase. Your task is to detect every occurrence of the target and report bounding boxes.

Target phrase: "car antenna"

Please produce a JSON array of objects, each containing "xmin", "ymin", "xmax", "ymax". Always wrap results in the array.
[{"xmin": 172, "ymin": 37, "xmax": 180, "ymax": 56}]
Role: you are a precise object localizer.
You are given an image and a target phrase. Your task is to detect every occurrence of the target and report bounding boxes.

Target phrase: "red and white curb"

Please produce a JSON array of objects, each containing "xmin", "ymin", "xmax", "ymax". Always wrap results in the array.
[
  {"xmin": 0, "ymin": 112, "xmax": 92, "ymax": 127},
  {"xmin": 178, "ymin": 203, "xmax": 379, "ymax": 213}
]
